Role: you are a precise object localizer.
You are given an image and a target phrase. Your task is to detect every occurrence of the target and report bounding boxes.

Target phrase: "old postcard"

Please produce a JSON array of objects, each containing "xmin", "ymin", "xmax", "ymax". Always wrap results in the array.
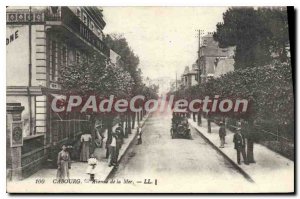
[{"xmin": 6, "ymin": 6, "xmax": 294, "ymax": 193}]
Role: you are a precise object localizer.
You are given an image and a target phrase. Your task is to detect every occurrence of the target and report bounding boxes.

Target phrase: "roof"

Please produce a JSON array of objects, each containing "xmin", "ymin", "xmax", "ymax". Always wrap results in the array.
[
  {"xmin": 200, "ymin": 33, "xmax": 235, "ymax": 58},
  {"xmin": 183, "ymin": 66, "xmax": 190, "ymax": 74},
  {"xmin": 183, "ymin": 65, "xmax": 197, "ymax": 76}
]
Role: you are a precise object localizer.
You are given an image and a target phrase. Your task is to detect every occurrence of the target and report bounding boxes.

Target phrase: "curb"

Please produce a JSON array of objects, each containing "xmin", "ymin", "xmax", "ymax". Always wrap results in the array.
[
  {"xmin": 104, "ymin": 113, "xmax": 151, "ymax": 181},
  {"xmin": 189, "ymin": 121, "xmax": 255, "ymax": 183}
]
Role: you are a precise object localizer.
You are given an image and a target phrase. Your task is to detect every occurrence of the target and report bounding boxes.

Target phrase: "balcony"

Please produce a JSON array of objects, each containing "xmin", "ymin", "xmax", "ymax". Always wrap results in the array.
[{"xmin": 45, "ymin": 7, "xmax": 110, "ymax": 58}]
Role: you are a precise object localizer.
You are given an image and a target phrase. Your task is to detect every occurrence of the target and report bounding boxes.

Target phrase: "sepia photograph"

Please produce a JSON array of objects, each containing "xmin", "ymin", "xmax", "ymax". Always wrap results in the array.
[{"xmin": 5, "ymin": 5, "xmax": 295, "ymax": 193}]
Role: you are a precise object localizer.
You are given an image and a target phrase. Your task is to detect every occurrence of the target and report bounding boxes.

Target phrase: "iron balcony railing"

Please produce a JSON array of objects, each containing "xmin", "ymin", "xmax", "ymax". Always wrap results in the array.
[{"xmin": 45, "ymin": 7, "xmax": 110, "ymax": 57}]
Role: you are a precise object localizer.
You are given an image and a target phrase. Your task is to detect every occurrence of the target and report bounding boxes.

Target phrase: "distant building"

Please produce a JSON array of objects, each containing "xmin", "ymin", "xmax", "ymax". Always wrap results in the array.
[
  {"xmin": 144, "ymin": 77, "xmax": 153, "ymax": 87},
  {"xmin": 198, "ymin": 32, "xmax": 235, "ymax": 82},
  {"xmin": 148, "ymin": 76, "xmax": 173, "ymax": 95},
  {"xmin": 109, "ymin": 49, "xmax": 121, "ymax": 67},
  {"xmin": 169, "ymin": 79, "xmax": 181, "ymax": 93},
  {"xmin": 181, "ymin": 64, "xmax": 198, "ymax": 88}
]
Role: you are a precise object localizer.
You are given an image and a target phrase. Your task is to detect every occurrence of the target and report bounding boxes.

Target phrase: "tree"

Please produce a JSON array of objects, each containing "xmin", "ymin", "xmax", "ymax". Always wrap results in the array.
[
  {"xmin": 170, "ymin": 61, "xmax": 293, "ymax": 162},
  {"xmin": 104, "ymin": 34, "xmax": 141, "ymax": 132},
  {"xmin": 257, "ymin": 8, "xmax": 290, "ymax": 63},
  {"xmin": 104, "ymin": 34, "xmax": 142, "ymax": 90},
  {"xmin": 212, "ymin": 7, "xmax": 292, "ymax": 162},
  {"xmin": 214, "ymin": 7, "xmax": 289, "ymax": 70},
  {"xmin": 59, "ymin": 53, "xmax": 134, "ymax": 152},
  {"xmin": 105, "ymin": 34, "xmax": 158, "ymax": 130}
]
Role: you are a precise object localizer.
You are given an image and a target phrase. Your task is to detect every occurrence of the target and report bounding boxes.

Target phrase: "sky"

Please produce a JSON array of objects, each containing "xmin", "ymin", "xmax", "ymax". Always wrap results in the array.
[{"xmin": 103, "ymin": 7, "xmax": 228, "ymax": 80}]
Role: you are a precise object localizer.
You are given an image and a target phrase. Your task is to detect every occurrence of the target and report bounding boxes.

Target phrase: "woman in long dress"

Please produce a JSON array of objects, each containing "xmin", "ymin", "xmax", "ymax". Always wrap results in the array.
[
  {"xmin": 80, "ymin": 133, "xmax": 92, "ymax": 162},
  {"xmin": 57, "ymin": 144, "xmax": 71, "ymax": 179}
]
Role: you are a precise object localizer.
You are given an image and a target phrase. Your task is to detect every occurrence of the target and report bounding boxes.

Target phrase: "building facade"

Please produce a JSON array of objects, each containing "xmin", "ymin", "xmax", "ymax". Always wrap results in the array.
[
  {"xmin": 181, "ymin": 64, "xmax": 198, "ymax": 88},
  {"xmin": 6, "ymin": 6, "xmax": 111, "ymax": 180},
  {"xmin": 198, "ymin": 32, "xmax": 235, "ymax": 83}
]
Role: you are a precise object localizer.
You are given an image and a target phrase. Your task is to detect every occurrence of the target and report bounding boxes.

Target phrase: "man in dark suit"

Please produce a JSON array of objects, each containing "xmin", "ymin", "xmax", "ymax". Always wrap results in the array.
[
  {"xmin": 116, "ymin": 123, "xmax": 124, "ymax": 144},
  {"xmin": 219, "ymin": 122, "xmax": 226, "ymax": 148},
  {"xmin": 115, "ymin": 124, "xmax": 124, "ymax": 163},
  {"xmin": 233, "ymin": 127, "xmax": 248, "ymax": 165}
]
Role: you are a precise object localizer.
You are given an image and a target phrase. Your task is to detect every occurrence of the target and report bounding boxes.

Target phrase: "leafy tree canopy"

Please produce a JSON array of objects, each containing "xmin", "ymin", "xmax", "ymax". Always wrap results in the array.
[{"xmin": 214, "ymin": 7, "xmax": 290, "ymax": 70}]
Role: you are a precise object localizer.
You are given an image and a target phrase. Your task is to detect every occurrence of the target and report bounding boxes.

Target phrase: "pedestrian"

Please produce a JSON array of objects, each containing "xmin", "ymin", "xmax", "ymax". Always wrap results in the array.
[
  {"xmin": 115, "ymin": 123, "xmax": 124, "ymax": 144},
  {"xmin": 108, "ymin": 132, "xmax": 118, "ymax": 167},
  {"xmin": 57, "ymin": 144, "xmax": 71, "ymax": 179},
  {"xmin": 104, "ymin": 129, "xmax": 112, "ymax": 159},
  {"xmin": 115, "ymin": 126, "xmax": 123, "ymax": 162},
  {"xmin": 95, "ymin": 119, "xmax": 105, "ymax": 148},
  {"xmin": 86, "ymin": 154, "xmax": 97, "ymax": 182},
  {"xmin": 72, "ymin": 134, "xmax": 82, "ymax": 161},
  {"xmin": 80, "ymin": 133, "xmax": 92, "ymax": 162},
  {"xmin": 137, "ymin": 124, "xmax": 143, "ymax": 145},
  {"xmin": 219, "ymin": 122, "xmax": 226, "ymax": 148},
  {"xmin": 233, "ymin": 127, "xmax": 248, "ymax": 165}
]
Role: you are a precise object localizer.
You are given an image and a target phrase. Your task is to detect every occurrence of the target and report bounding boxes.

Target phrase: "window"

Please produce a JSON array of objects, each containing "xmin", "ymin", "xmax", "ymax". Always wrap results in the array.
[
  {"xmin": 83, "ymin": 13, "xmax": 87, "ymax": 25},
  {"xmin": 76, "ymin": 51, "xmax": 80, "ymax": 64},
  {"xmin": 62, "ymin": 46, "xmax": 67, "ymax": 67},
  {"xmin": 90, "ymin": 21, "xmax": 94, "ymax": 31},
  {"xmin": 76, "ymin": 8, "xmax": 81, "ymax": 17},
  {"xmin": 50, "ymin": 6, "xmax": 59, "ymax": 14},
  {"xmin": 87, "ymin": 17, "xmax": 90, "ymax": 28},
  {"xmin": 97, "ymin": 28, "xmax": 103, "ymax": 40}
]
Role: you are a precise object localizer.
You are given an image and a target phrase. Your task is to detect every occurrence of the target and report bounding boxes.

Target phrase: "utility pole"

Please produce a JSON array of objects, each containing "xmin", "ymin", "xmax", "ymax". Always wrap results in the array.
[
  {"xmin": 195, "ymin": 29, "xmax": 204, "ymax": 127},
  {"xmin": 195, "ymin": 29, "xmax": 204, "ymax": 84},
  {"xmin": 195, "ymin": 29, "xmax": 204, "ymax": 55},
  {"xmin": 175, "ymin": 72, "xmax": 177, "ymax": 92},
  {"xmin": 198, "ymin": 29, "xmax": 201, "ymax": 52}
]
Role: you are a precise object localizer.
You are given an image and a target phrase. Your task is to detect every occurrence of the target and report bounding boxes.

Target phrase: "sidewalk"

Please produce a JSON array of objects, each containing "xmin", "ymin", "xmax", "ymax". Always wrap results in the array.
[
  {"xmin": 188, "ymin": 117, "xmax": 294, "ymax": 191},
  {"xmin": 21, "ymin": 113, "xmax": 150, "ymax": 182}
]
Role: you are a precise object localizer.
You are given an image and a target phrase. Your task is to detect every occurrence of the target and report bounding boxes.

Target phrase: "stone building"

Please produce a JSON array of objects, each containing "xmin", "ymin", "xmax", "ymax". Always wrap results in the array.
[
  {"xmin": 181, "ymin": 64, "xmax": 198, "ymax": 88},
  {"xmin": 198, "ymin": 32, "xmax": 235, "ymax": 82},
  {"xmin": 6, "ymin": 6, "xmax": 111, "ymax": 180}
]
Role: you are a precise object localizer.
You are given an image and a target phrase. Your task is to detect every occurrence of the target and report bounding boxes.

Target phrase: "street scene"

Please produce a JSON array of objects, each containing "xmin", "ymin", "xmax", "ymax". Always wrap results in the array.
[
  {"xmin": 6, "ymin": 6, "xmax": 294, "ymax": 193},
  {"xmin": 109, "ymin": 106, "xmax": 254, "ymax": 192},
  {"xmin": 110, "ymin": 101, "xmax": 293, "ymax": 192}
]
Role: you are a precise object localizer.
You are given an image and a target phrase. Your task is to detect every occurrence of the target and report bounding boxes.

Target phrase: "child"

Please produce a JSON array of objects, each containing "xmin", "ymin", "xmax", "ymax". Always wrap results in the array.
[
  {"xmin": 86, "ymin": 154, "xmax": 97, "ymax": 182},
  {"xmin": 136, "ymin": 125, "xmax": 142, "ymax": 145}
]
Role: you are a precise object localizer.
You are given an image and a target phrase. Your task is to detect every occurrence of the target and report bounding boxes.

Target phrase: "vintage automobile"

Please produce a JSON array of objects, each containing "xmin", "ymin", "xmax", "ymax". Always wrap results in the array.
[{"xmin": 170, "ymin": 111, "xmax": 191, "ymax": 139}]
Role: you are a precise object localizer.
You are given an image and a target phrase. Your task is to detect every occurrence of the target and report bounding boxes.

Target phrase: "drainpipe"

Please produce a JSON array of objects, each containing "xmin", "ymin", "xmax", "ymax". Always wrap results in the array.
[{"xmin": 28, "ymin": 6, "xmax": 33, "ymax": 135}]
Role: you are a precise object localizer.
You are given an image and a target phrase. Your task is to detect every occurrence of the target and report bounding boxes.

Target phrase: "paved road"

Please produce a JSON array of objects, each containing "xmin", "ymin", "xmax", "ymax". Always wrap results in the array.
[{"xmin": 109, "ymin": 109, "xmax": 255, "ymax": 192}]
